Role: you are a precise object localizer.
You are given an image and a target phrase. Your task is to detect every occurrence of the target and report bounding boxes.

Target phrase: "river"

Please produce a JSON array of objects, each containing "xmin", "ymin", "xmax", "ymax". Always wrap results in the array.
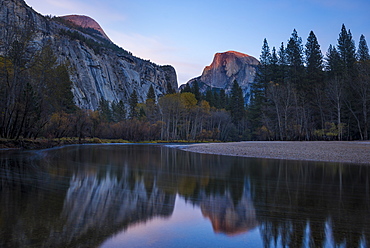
[{"xmin": 0, "ymin": 144, "xmax": 369, "ymax": 247}]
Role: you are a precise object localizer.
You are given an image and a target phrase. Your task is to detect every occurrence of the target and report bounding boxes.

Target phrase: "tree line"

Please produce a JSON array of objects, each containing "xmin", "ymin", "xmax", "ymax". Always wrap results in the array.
[
  {"xmin": 248, "ymin": 24, "xmax": 370, "ymax": 141},
  {"xmin": 1, "ymin": 22, "xmax": 369, "ymax": 142},
  {"xmin": 0, "ymin": 22, "xmax": 75, "ymax": 140},
  {"xmin": 69, "ymin": 81, "xmax": 246, "ymax": 142},
  {"xmin": 0, "ymin": 20, "xmax": 246, "ymax": 142}
]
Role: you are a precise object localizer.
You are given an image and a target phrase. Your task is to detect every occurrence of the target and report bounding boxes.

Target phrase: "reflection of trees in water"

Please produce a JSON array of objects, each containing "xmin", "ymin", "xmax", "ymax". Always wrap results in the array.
[
  {"xmin": 1, "ymin": 146, "xmax": 370, "ymax": 247},
  {"xmin": 0, "ymin": 148, "xmax": 176, "ymax": 248},
  {"xmin": 250, "ymin": 160, "xmax": 370, "ymax": 248}
]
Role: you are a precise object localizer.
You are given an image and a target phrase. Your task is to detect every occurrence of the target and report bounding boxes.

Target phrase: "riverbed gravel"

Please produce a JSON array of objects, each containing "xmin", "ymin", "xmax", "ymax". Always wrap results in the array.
[{"xmin": 182, "ymin": 141, "xmax": 370, "ymax": 164}]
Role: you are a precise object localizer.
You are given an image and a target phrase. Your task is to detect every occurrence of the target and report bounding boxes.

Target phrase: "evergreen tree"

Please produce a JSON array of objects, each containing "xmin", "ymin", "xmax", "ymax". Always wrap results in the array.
[
  {"xmin": 219, "ymin": 89, "xmax": 227, "ymax": 109},
  {"xmin": 98, "ymin": 98, "xmax": 112, "ymax": 122},
  {"xmin": 337, "ymin": 24, "xmax": 356, "ymax": 74},
  {"xmin": 278, "ymin": 42, "xmax": 287, "ymax": 66},
  {"xmin": 305, "ymin": 31, "xmax": 324, "ymax": 130},
  {"xmin": 111, "ymin": 100, "xmax": 126, "ymax": 122},
  {"xmin": 230, "ymin": 80, "xmax": 245, "ymax": 124},
  {"xmin": 260, "ymin": 38, "xmax": 271, "ymax": 66},
  {"xmin": 146, "ymin": 85, "xmax": 156, "ymax": 101},
  {"xmin": 205, "ymin": 89, "xmax": 214, "ymax": 107},
  {"xmin": 305, "ymin": 31, "xmax": 323, "ymax": 73},
  {"xmin": 305, "ymin": 31, "xmax": 324, "ymax": 92},
  {"xmin": 249, "ymin": 39, "xmax": 273, "ymax": 136},
  {"xmin": 213, "ymin": 91, "xmax": 221, "ymax": 109},
  {"xmin": 129, "ymin": 90, "xmax": 138, "ymax": 118},
  {"xmin": 191, "ymin": 81, "xmax": 201, "ymax": 101},
  {"xmin": 325, "ymin": 44, "xmax": 345, "ymax": 140},
  {"xmin": 277, "ymin": 42, "xmax": 288, "ymax": 85},
  {"xmin": 270, "ymin": 47, "xmax": 279, "ymax": 82},
  {"xmin": 167, "ymin": 82, "xmax": 176, "ymax": 94},
  {"xmin": 358, "ymin": 34, "xmax": 370, "ymax": 61},
  {"xmin": 181, "ymin": 83, "xmax": 191, "ymax": 93},
  {"xmin": 326, "ymin": 45, "xmax": 341, "ymax": 74},
  {"xmin": 286, "ymin": 29, "xmax": 304, "ymax": 89}
]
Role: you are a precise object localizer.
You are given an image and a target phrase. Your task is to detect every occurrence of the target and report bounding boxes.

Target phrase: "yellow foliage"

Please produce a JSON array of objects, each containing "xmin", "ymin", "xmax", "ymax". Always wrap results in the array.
[{"xmin": 180, "ymin": 92, "xmax": 197, "ymax": 108}]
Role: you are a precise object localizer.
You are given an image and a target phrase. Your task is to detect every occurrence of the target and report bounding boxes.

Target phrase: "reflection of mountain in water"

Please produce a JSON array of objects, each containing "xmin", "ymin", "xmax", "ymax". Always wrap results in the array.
[
  {"xmin": 0, "ymin": 150, "xmax": 176, "ymax": 248},
  {"xmin": 61, "ymin": 172, "xmax": 175, "ymax": 245},
  {"xmin": 197, "ymin": 182, "xmax": 258, "ymax": 236},
  {"xmin": 1, "ymin": 145, "xmax": 370, "ymax": 247}
]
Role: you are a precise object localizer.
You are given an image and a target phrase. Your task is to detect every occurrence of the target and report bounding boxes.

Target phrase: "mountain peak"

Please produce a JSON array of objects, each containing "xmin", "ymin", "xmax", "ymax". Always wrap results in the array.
[
  {"xmin": 204, "ymin": 50, "xmax": 258, "ymax": 77},
  {"xmin": 217, "ymin": 51, "xmax": 251, "ymax": 58},
  {"xmin": 183, "ymin": 50, "xmax": 259, "ymax": 104},
  {"xmin": 59, "ymin": 15, "xmax": 111, "ymax": 41}
]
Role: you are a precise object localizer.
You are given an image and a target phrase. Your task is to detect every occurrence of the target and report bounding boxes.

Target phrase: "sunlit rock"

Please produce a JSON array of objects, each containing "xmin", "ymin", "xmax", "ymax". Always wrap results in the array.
[
  {"xmin": 183, "ymin": 51, "xmax": 259, "ymax": 104},
  {"xmin": 0, "ymin": 0, "xmax": 178, "ymax": 110}
]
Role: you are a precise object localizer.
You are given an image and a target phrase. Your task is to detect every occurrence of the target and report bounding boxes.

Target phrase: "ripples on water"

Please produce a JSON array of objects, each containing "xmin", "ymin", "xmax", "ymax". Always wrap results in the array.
[{"xmin": 0, "ymin": 144, "xmax": 369, "ymax": 248}]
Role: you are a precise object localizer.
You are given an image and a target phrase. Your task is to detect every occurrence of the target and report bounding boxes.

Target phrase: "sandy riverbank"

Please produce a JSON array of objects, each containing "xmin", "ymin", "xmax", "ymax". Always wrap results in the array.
[{"xmin": 182, "ymin": 141, "xmax": 370, "ymax": 164}]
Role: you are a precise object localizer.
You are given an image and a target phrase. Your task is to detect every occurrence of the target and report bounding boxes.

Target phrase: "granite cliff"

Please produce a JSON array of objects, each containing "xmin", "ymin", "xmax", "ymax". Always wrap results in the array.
[
  {"xmin": 59, "ymin": 14, "xmax": 111, "ymax": 41},
  {"xmin": 0, "ymin": 0, "xmax": 178, "ymax": 110},
  {"xmin": 184, "ymin": 51, "xmax": 259, "ymax": 104}
]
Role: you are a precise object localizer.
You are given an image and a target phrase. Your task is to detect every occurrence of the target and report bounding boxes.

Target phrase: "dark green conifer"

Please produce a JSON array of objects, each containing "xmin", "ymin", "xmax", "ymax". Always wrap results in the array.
[
  {"xmin": 191, "ymin": 81, "xmax": 201, "ymax": 101},
  {"xmin": 230, "ymin": 80, "xmax": 245, "ymax": 124},
  {"xmin": 111, "ymin": 100, "xmax": 126, "ymax": 122},
  {"xmin": 129, "ymin": 90, "xmax": 138, "ymax": 118},
  {"xmin": 337, "ymin": 24, "xmax": 356, "ymax": 74},
  {"xmin": 147, "ymin": 85, "xmax": 156, "ymax": 101},
  {"xmin": 358, "ymin": 34, "xmax": 370, "ymax": 61}
]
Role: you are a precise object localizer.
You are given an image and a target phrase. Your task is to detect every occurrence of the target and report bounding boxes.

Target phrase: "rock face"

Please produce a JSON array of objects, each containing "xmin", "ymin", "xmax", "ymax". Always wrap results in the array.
[
  {"xmin": 185, "ymin": 51, "xmax": 259, "ymax": 104},
  {"xmin": 60, "ymin": 15, "xmax": 111, "ymax": 41},
  {"xmin": 0, "ymin": 0, "xmax": 178, "ymax": 110}
]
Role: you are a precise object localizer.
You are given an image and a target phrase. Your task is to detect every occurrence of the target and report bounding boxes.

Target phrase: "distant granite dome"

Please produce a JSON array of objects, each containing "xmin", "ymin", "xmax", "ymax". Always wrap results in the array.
[
  {"xmin": 184, "ymin": 51, "xmax": 259, "ymax": 104},
  {"xmin": 59, "ymin": 15, "xmax": 111, "ymax": 41},
  {"xmin": 0, "ymin": 0, "xmax": 178, "ymax": 110}
]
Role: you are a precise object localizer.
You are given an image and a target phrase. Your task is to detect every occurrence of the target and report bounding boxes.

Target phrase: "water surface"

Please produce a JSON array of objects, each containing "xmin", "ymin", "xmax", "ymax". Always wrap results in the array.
[{"xmin": 0, "ymin": 144, "xmax": 369, "ymax": 247}]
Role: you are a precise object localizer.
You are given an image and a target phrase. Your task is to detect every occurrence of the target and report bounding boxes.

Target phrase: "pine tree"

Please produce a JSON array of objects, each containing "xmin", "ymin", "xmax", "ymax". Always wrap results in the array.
[
  {"xmin": 353, "ymin": 35, "xmax": 370, "ymax": 140},
  {"xmin": 230, "ymin": 80, "xmax": 245, "ymax": 124},
  {"xmin": 305, "ymin": 31, "xmax": 324, "ymax": 130},
  {"xmin": 167, "ymin": 82, "xmax": 176, "ymax": 94},
  {"xmin": 205, "ymin": 89, "xmax": 214, "ymax": 107},
  {"xmin": 358, "ymin": 34, "xmax": 370, "ymax": 61},
  {"xmin": 146, "ymin": 85, "xmax": 156, "ymax": 101},
  {"xmin": 277, "ymin": 42, "xmax": 288, "ymax": 85},
  {"xmin": 213, "ymin": 91, "xmax": 221, "ymax": 109},
  {"xmin": 249, "ymin": 39, "xmax": 272, "ymax": 135},
  {"xmin": 98, "ymin": 98, "xmax": 112, "ymax": 122},
  {"xmin": 191, "ymin": 81, "xmax": 201, "ymax": 101},
  {"xmin": 326, "ymin": 45, "xmax": 341, "ymax": 74},
  {"xmin": 129, "ymin": 90, "xmax": 138, "ymax": 118},
  {"xmin": 111, "ymin": 100, "xmax": 126, "ymax": 122},
  {"xmin": 286, "ymin": 29, "xmax": 304, "ymax": 89},
  {"xmin": 305, "ymin": 31, "xmax": 324, "ymax": 92},
  {"xmin": 337, "ymin": 24, "xmax": 356, "ymax": 75},
  {"xmin": 306, "ymin": 31, "xmax": 323, "ymax": 73},
  {"xmin": 260, "ymin": 38, "xmax": 271, "ymax": 66},
  {"xmin": 181, "ymin": 84, "xmax": 191, "ymax": 93},
  {"xmin": 326, "ymin": 44, "xmax": 345, "ymax": 140}
]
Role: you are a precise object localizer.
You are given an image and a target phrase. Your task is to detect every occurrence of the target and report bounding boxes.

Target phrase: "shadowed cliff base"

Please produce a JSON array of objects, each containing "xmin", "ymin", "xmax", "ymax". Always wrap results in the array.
[{"xmin": 182, "ymin": 141, "xmax": 370, "ymax": 164}]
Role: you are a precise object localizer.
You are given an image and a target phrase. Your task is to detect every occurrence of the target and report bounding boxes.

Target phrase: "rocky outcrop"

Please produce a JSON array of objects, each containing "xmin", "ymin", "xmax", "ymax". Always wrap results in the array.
[
  {"xmin": 60, "ymin": 15, "xmax": 111, "ymax": 41},
  {"xmin": 184, "ymin": 51, "xmax": 259, "ymax": 104},
  {"xmin": 0, "ymin": 0, "xmax": 178, "ymax": 110}
]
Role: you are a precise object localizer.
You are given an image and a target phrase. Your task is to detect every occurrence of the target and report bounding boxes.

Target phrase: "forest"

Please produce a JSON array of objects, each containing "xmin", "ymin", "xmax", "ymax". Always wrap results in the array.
[
  {"xmin": 0, "ymin": 24, "xmax": 369, "ymax": 142},
  {"xmin": 249, "ymin": 24, "xmax": 370, "ymax": 141}
]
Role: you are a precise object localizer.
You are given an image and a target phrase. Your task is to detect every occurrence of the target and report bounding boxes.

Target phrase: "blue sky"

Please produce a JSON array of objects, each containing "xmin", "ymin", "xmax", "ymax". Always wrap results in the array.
[{"xmin": 25, "ymin": 0, "xmax": 370, "ymax": 86}]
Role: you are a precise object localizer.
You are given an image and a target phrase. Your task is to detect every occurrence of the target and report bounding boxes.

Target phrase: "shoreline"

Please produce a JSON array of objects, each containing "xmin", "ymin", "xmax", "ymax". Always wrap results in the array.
[{"xmin": 181, "ymin": 141, "xmax": 370, "ymax": 164}]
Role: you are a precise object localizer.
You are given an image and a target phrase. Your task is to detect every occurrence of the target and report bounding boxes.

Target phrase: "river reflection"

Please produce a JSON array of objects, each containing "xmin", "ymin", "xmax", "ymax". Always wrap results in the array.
[{"xmin": 0, "ymin": 144, "xmax": 369, "ymax": 247}]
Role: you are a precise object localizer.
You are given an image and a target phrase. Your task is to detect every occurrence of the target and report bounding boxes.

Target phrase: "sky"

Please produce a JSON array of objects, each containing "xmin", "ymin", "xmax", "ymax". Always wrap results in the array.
[{"xmin": 25, "ymin": 0, "xmax": 370, "ymax": 86}]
